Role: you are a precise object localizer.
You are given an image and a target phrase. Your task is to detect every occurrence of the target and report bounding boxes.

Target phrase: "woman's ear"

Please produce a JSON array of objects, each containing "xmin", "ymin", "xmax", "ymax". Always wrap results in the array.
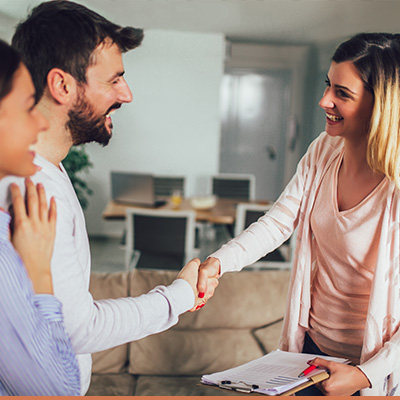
[{"xmin": 46, "ymin": 68, "xmax": 77, "ymax": 105}]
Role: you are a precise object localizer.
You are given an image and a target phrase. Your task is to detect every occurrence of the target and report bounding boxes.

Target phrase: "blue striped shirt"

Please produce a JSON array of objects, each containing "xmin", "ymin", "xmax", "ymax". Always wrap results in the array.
[{"xmin": 0, "ymin": 211, "xmax": 80, "ymax": 395}]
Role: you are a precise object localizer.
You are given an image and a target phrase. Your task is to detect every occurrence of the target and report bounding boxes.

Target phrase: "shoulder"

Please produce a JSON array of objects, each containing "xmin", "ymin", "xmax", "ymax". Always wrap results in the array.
[
  {"xmin": 32, "ymin": 159, "xmax": 71, "ymax": 199},
  {"xmin": 31, "ymin": 158, "xmax": 78, "ymax": 214},
  {"xmin": 308, "ymin": 131, "xmax": 343, "ymax": 158},
  {"xmin": 0, "ymin": 176, "xmax": 25, "ymax": 211},
  {"xmin": 0, "ymin": 161, "xmax": 72, "ymax": 210},
  {"xmin": 387, "ymin": 181, "xmax": 400, "ymax": 213},
  {"xmin": 301, "ymin": 132, "xmax": 343, "ymax": 169}
]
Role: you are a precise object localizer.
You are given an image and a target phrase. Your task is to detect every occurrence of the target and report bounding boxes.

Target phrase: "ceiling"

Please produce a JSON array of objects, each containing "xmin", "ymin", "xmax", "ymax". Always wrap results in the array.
[{"xmin": 1, "ymin": 0, "xmax": 400, "ymax": 45}]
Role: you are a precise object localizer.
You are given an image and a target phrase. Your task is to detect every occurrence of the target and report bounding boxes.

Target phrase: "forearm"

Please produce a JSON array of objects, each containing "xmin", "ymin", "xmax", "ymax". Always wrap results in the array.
[
  {"xmin": 50, "ymin": 200, "xmax": 195, "ymax": 352},
  {"xmin": 69, "ymin": 278, "xmax": 194, "ymax": 353},
  {"xmin": 357, "ymin": 329, "xmax": 400, "ymax": 389},
  {"xmin": 211, "ymin": 175, "xmax": 303, "ymax": 275}
]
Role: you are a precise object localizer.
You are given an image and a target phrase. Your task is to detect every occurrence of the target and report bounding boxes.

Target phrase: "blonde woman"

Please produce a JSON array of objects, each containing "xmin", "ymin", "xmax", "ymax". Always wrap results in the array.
[{"xmin": 197, "ymin": 33, "xmax": 400, "ymax": 396}]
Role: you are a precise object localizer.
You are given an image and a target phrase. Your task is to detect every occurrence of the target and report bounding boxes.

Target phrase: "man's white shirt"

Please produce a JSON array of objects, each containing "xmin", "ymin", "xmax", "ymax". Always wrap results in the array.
[{"xmin": 0, "ymin": 153, "xmax": 195, "ymax": 394}]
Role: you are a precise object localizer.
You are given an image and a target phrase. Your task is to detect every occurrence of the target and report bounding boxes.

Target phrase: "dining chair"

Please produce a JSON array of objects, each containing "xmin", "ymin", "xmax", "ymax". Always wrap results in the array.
[
  {"xmin": 125, "ymin": 208, "xmax": 197, "ymax": 270},
  {"xmin": 210, "ymin": 173, "xmax": 256, "ymax": 239},
  {"xmin": 153, "ymin": 175, "xmax": 185, "ymax": 197},
  {"xmin": 211, "ymin": 173, "xmax": 256, "ymax": 201},
  {"xmin": 234, "ymin": 203, "xmax": 295, "ymax": 269}
]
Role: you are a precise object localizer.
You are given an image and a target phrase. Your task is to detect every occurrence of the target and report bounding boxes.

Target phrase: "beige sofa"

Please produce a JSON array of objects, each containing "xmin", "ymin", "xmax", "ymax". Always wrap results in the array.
[{"xmin": 86, "ymin": 268, "xmax": 291, "ymax": 396}]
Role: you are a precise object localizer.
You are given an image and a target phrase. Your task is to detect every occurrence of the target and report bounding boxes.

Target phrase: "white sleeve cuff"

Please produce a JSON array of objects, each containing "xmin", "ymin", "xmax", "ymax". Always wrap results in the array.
[{"xmin": 168, "ymin": 278, "xmax": 195, "ymax": 314}]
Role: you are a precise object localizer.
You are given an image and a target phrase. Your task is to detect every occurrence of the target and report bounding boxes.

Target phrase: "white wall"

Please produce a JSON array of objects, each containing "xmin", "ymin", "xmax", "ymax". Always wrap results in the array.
[
  {"xmin": 83, "ymin": 29, "xmax": 225, "ymax": 236},
  {"xmin": 0, "ymin": 12, "xmax": 17, "ymax": 41}
]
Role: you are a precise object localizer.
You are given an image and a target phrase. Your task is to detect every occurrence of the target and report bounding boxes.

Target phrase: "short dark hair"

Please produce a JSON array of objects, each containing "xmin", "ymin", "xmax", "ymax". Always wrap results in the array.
[
  {"xmin": 0, "ymin": 39, "xmax": 21, "ymax": 102},
  {"xmin": 12, "ymin": 0, "xmax": 144, "ymax": 102}
]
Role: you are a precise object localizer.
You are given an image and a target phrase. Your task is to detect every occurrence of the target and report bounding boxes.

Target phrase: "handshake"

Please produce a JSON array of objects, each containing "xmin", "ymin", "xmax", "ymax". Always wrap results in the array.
[{"xmin": 177, "ymin": 257, "xmax": 221, "ymax": 312}]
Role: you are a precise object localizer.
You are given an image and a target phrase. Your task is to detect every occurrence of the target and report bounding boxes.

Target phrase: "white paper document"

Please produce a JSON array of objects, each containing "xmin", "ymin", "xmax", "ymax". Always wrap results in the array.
[{"xmin": 201, "ymin": 350, "xmax": 349, "ymax": 395}]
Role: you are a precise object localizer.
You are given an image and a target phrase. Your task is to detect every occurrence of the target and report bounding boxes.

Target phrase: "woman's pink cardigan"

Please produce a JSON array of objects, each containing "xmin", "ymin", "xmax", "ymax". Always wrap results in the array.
[{"xmin": 212, "ymin": 132, "xmax": 400, "ymax": 396}]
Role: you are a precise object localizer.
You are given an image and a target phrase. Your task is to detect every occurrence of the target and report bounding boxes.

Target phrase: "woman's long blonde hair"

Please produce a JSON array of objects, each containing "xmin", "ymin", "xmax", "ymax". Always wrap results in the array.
[{"xmin": 333, "ymin": 33, "xmax": 400, "ymax": 188}]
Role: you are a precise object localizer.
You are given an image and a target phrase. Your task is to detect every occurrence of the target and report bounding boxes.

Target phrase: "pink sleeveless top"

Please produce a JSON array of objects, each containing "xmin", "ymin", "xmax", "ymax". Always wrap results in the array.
[{"xmin": 309, "ymin": 149, "xmax": 388, "ymax": 364}]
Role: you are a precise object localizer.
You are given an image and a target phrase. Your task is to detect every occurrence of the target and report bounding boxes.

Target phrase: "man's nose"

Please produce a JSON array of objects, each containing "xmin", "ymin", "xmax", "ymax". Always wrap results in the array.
[{"xmin": 118, "ymin": 77, "xmax": 133, "ymax": 103}]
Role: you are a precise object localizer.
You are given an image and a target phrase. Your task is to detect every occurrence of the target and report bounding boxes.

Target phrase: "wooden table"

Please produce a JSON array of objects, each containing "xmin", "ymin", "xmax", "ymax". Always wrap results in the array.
[{"xmin": 102, "ymin": 198, "xmax": 271, "ymax": 225}]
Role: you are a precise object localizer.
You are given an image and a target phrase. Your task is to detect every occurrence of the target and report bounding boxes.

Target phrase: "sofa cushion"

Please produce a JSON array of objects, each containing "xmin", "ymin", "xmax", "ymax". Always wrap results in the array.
[
  {"xmin": 129, "ymin": 269, "xmax": 291, "ymax": 329},
  {"xmin": 128, "ymin": 328, "xmax": 263, "ymax": 376},
  {"xmin": 86, "ymin": 373, "xmax": 137, "ymax": 396},
  {"xmin": 135, "ymin": 375, "xmax": 244, "ymax": 396},
  {"xmin": 89, "ymin": 272, "xmax": 130, "ymax": 374},
  {"xmin": 253, "ymin": 319, "xmax": 284, "ymax": 354},
  {"xmin": 128, "ymin": 269, "xmax": 290, "ymax": 376}
]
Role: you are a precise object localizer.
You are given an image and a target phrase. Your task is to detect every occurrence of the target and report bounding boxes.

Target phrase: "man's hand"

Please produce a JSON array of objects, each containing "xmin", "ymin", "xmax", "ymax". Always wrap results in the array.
[
  {"xmin": 10, "ymin": 178, "xmax": 57, "ymax": 294},
  {"xmin": 177, "ymin": 258, "xmax": 219, "ymax": 312},
  {"xmin": 311, "ymin": 357, "xmax": 371, "ymax": 396}
]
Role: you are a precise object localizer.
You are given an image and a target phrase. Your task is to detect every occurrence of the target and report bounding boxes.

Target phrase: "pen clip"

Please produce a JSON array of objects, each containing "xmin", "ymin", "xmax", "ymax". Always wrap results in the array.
[{"xmin": 218, "ymin": 380, "xmax": 259, "ymax": 393}]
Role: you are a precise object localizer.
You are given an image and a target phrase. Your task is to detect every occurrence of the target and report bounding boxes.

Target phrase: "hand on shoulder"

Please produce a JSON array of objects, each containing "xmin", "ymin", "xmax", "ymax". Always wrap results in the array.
[{"xmin": 10, "ymin": 178, "xmax": 57, "ymax": 294}]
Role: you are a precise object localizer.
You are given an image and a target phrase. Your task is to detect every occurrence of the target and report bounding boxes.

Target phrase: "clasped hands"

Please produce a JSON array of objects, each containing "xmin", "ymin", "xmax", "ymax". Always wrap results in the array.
[{"xmin": 177, "ymin": 256, "xmax": 220, "ymax": 312}]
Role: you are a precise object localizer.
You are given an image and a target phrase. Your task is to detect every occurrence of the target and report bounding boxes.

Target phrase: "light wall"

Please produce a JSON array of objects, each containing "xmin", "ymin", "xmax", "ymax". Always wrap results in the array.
[
  {"xmin": 0, "ymin": 12, "xmax": 17, "ymax": 41},
  {"xmin": 83, "ymin": 29, "xmax": 225, "ymax": 236}
]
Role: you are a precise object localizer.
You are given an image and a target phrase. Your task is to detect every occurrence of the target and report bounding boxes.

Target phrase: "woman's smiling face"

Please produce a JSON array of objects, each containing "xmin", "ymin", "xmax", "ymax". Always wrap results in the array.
[
  {"xmin": 0, "ymin": 64, "xmax": 48, "ymax": 179},
  {"xmin": 319, "ymin": 61, "xmax": 374, "ymax": 141}
]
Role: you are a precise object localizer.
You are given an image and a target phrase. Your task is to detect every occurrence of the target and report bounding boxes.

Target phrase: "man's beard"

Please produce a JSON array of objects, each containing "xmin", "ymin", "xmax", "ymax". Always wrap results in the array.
[{"xmin": 67, "ymin": 89, "xmax": 121, "ymax": 146}]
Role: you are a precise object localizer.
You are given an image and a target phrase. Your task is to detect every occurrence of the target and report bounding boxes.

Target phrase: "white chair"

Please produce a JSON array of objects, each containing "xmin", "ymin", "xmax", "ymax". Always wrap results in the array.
[
  {"xmin": 235, "ymin": 203, "xmax": 295, "ymax": 269},
  {"xmin": 211, "ymin": 173, "xmax": 256, "ymax": 201},
  {"xmin": 125, "ymin": 208, "xmax": 197, "ymax": 270}
]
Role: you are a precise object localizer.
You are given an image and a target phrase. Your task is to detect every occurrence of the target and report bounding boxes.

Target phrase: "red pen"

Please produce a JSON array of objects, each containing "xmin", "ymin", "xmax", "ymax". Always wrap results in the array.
[{"xmin": 298, "ymin": 364, "xmax": 318, "ymax": 378}]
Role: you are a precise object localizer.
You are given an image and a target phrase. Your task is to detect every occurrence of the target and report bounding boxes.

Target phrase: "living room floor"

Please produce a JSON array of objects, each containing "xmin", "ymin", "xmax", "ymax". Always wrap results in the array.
[{"xmin": 89, "ymin": 224, "xmax": 232, "ymax": 273}]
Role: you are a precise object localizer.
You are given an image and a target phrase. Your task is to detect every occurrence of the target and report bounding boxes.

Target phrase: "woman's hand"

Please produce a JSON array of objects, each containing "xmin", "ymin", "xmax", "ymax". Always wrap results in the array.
[
  {"xmin": 311, "ymin": 357, "xmax": 371, "ymax": 396},
  {"xmin": 196, "ymin": 256, "xmax": 221, "ymax": 299},
  {"xmin": 10, "ymin": 178, "xmax": 57, "ymax": 294},
  {"xmin": 177, "ymin": 258, "xmax": 219, "ymax": 311}
]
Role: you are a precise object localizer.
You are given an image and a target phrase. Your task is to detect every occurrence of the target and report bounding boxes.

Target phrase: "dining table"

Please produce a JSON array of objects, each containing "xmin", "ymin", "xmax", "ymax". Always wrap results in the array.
[{"xmin": 102, "ymin": 197, "xmax": 271, "ymax": 225}]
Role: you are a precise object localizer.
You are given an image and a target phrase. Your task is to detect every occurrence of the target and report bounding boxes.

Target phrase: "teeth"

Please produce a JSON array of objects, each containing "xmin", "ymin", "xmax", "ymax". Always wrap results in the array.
[
  {"xmin": 106, "ymin": 110, "xmax": 116, "ymax": 118},
  {"xmin": 326, "ymin": 113, "xmax": 343, "ymax": 122}
]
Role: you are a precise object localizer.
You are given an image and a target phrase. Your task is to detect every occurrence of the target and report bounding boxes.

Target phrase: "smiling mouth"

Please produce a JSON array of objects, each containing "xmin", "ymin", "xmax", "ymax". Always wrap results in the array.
[
  {"xmin": 326, "ymin": 113, "xmax": 343, "ymax": 122},
  {"xmin": 27, "ymin": 145, "xmax": 36, "ymax": 158},
  {"xmin": 105, "ymin": 109, "xmax": 118, "ymax": 132},
  {"xmin": 105, "ymin": 110, "xmax": 116, "ymax": 126}
]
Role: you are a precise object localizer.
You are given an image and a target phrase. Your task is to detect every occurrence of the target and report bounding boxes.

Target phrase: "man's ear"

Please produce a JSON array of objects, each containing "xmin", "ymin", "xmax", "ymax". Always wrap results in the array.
[{"xmin": 46, "ymin": 68, "xmax": 77, "ymax": 105}]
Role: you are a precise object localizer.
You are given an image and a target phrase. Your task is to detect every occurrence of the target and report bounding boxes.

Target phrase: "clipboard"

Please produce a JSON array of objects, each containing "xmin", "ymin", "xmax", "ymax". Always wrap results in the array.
[
  {"xmin": 200, "ymin": 350, "xmax": 348, "ymax": 396},
  {"xmin": 199, "ymin": 371, "xmax": 329, "ymax": 396},
  {"xmin": 280, "ymin": 371, "xmax": 329, "ymax": 396}
]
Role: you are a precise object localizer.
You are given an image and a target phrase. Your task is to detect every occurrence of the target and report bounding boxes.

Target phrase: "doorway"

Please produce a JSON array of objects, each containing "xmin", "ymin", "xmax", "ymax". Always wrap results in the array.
[{"xmin": 219, "ymin": 69, "xmax": 292, "ymax": 201}]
